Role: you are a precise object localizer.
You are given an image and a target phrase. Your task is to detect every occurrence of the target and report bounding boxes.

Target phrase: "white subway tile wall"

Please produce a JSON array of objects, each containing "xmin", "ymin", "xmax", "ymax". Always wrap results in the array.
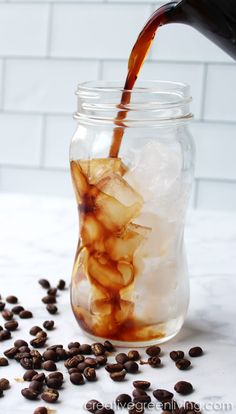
[{"xmin": 0, "ymin": 0, "xmax": 235, "ymax": 211}]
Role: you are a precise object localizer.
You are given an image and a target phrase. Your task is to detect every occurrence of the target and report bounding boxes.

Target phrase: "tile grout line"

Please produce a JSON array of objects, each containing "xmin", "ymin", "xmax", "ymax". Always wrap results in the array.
[
  {"xmin": 199, "ymin": 63, "xmax": 208, "ymax": 121},
  {"xmin": 0, "ymin": 59, "xmax": 6, "ymax": 110},
  {"xmin": 46, "ymin": 3, "xmax": 54, "ymax": 57}
]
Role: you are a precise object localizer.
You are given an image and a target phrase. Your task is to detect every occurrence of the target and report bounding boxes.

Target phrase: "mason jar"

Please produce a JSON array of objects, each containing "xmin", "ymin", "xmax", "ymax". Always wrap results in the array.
[{"xmin": 70, "ymin": 80, "xmax": 195, "ymax": 346}]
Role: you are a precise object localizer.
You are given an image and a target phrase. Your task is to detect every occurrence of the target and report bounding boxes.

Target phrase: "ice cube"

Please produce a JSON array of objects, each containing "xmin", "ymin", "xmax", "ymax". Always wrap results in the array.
[
  {"xmin": 97, "ymin": 173, "xmax": 143, "ymax": 207},
  {"xmin": 87, "ymin": 253, "xmax": 124, "ymax": 291},
  {"xmin": 79, "ymin": 158, "xmax": 127, "ymax": 184},
  {"xmin": 70, "ymin": 161, "xmax": 90, "ymax": 202}
]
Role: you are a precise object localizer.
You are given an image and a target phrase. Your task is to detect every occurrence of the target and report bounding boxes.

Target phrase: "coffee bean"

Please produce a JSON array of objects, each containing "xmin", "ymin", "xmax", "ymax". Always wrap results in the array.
[
  {"xmin": 103, "ymin": 340, "xmax": 115, "ymax": 352},
  {"xmin": 46, "ymin": 304, "xmax": 58, "ymax": 315},
  {"xmin": 34, "ymin": 407, "xmax": 48, "ymax": 414},
  {"xmin": 6, "ymin": 296, "xmax": 18, "ymax": 304},
  {"xmin": 70, "ymin": 372, "xmax": 84, "ymax": 385},
  {"xmin": 68, "ymin": 341, "xmax": 80, "ymax": 349},
  {"xmin": 47, "ymin": 344, "xmax": 63, "ymax": 351},
  {"xmin": 133, "ymin": 394, "xmax": 151, "ymax": 405},
  {"xmin": 189, "ymin": 347, "xmax": 203, "ymax": 358},
  {"xmin": 0, "ymin": 389, "xmax": 3, "ymax": 397},
  {"xmin": 132, "ymin": 389, "xmax": 148, "ymax": 398},
  {"xmin": 124, "ymin": 361, "xmax": 139, "ymax": 373},
  {"xmin": 20, "ymin": 358, "xmax": 33, "ymax": 370},
  {"xmin": 12, "ymin": 305, "xmax": 24, "ymax": 314},
  {"xmin": 170, "ymin": 350, "xmax": 185, "ymax": 361},
  {"xmin": 43, "ymin": 320, "xmax": 54, "ymax": 331},
  {"xmin": 96, "ymin": 355, "xmax": 107, "ymax": 366},
  {"xmin": 79, "ymin": 344, "xmax": 92, "ymax": 354},
  {"xmin": 30, "ymin": 326, "xmax": 42, "ymax": 336},
  {"xmin": 30, "ymin": 337, "xmax": 47, "ymax": 349},
  {"xmin": 42, "ymin": 295, "xmax": 56, "ymax": 305},
  {"xmin": 0, "ymin": 330, "xmax": 11, "ymax": 341},
  {"xmin": 153, "ymin": 389, "xmax": 174, "ymax": 402},
  {"xmin": 0, "ymin": 378, "xmax": 9, "ymax": 390},
  {"xmin": 84, "ymin": 367, "xmax": 96, "ymax": 381},
  {"xmin": 128, "ymin": 404, "xmax": 144, "ymax": 414},
  {"xmin": 36, "ymin": 330, "xmax": 47, "ymax": 339},
  {"xmin": 161, "ymin": 399, "xmax": 179, "ymax": 412},
  {"xmin": 77, "ymin": 362, "xmax": 88, "ymax": 372},
  {"xmin": 38, "ymin": 279, "xmax": 50, "ymax": 289},
  {"xmin": 176, "ymin": 359, "xmax": 191, "ymax": 370},
  {"xmin": 128, "ymin": 350, "xmax": 140, "ymax": 361},
  {"xmin": 21, "ymin": 387, "xmax": 38, "ymax": 400},
  {"xmin": 29, "ymin": 380, "xmax": 44, "ymax": 394},
  {"xmin": 148, "ymin": 356, "xmax": 161, "ymax": 367},
  {"xmin": 115, "ymin": 353, "xmax": 129, "ymax": 364},
  {"xmin": 56, "ymin": 348, "xmax": 68, "ymax": 360},
  {"xmin": 0, "ymin": 357, "xmax": 9, "ymax": 366},
  {"xmin": 41, "ymin": 388, "xmax": 59, "ymax": 403},
  {"xmin": 116, "ymin": 393, "xmax": 132, "ymax": 407},
  {"xmin": 0, "ymin": 302, "xmax": 6, "ymax": 311},
  {"xmin": 23, "ymin": 370, "xmax": 38, "ymax": 381},
  {"xmin": 15, "ymin": 351, "xmax": 31, "ymax": 362},
  {"xmin": 95, "ymin": 408, "xmax": 114, "ymax": 414},
  {"xmin": 84, "ymin": 357, "xmax": 97, "ymax": 368},
  {"xmin": 19, "ymin": 310, "xmax": 33, "ymax": 319},
  {"xmin": 174, "ymin": 381, "xmax": 193, "ymax": 395},
  {"xmin": 146, "ymin": 345, "xmax": 161, "ymax": 357},
  {"xmin": 68, "ymin": 368, "xmax": 80, "ymax": 375},
  {"xmin": 4, "ymin": 346, "xmax": 18, "ymax": 359},
  {"xmin": 14, "ymin": 339, "xmax": 28, "ymax": 348},
  {"xmin": 110, "ymin": 370, "xmax": 126, "ymax": 381},
  {"xmin": 133, "ymin": 380, "xmax": 150, "ymax": 390},
  {"xmin": 57, "ymin": 279, "xmax": 66, "ymax": 290},
  {"xmin": 48, "ymin": 372, "xmax": 63, "ymax": 381},
  {"xmin": 91, "ymin": 343, "xmax": 105, "ymax": 356},
  {"xmin": 4, "ymin": 320, "xmax": 18, "ymax": 331},
  {"xmin": 2, "ymin": 310, "xmax": 13, "ymax": 321},
  {"xmin": 184, "ymin": 401, "xmax": 201, "ymax": 411},
  {"xmin": 68, "ymin": 347, "xmax": 81, "ymax": 357},
  {"xmin": 86, "ymin": 400, "xmax": 102, "ymax": 413},
  {"xmin": 105, "ymin": 363, "xmax": 124, "ymax": 373},
  {"xmin": 42, "ymin": 361, "xmax": 57, "ymax": 371},
  {"xmin": 32, "ymin": 373, "xmax": 45, "ymax": 383},
  {"xmin": 0, "ymin": 326, "xmax": 2, "ymax": 331},
  {"xmin": 64, "ymin": 356, "xmax": 81, "ymax": 369},
  {"xmin": 19, "ymin": 346, "xmax": 30, "ymax": 353},
  {"xmin": 47, "ymin": 288, "xmax": 57, "ymax": 296},
  {"xmin": 46, "ymin": 377, "xmax": 63, "ymax": 389},
  {"xmin": 43, "ymin": 350, "xmax": 58, "ymax": 362}
]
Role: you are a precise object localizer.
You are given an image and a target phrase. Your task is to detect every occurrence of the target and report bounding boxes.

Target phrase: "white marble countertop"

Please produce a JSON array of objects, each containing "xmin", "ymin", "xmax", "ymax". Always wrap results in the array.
[{"xmin": 0, "ymin": 193, "xmax": 235, "ymax": 414}]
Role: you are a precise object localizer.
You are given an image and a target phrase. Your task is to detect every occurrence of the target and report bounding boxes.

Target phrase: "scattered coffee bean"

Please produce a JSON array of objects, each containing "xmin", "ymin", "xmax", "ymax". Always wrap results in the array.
[
  {"xmin": 68, "ymin": 347, "xmax": 81, "ymax": 357},
  {"xmin": 0, "ymin": 302, "xmax": 6, "ymax": 311},
  {"xmin": 47, "ymin": 288, "xmax": 57, "ymax": 296},
  {"xmin": 48, "ymin": 372, "xmax": 63, "ymax": 381},
  {"xmin": 133, "ymin": 380, "xmax": 150, "ymax": 390},
  {"xmin": 153, "ymin": 389, "xmax": 174, "ymax": 402},
  {"xmin": 21, "ymin": 387, "xmax": 38, "ymax": 400},
  {"xmin": 146, "ymin": 345, "xmax": 161, "ymax": 357},
  {"xmin": 43, "ymin": 350, "xmax": 58, "ymax": 362},
  {"xmin": 19, "ymin": 310, "xmax": 33, "ymax": 319},
  {"xmin": 15, "ymin": 351, "xmax": 31, "ymax": 362},
  {"xmin": 0, "ymin": 330, "xmax": 11, "ymax": 341},
  {"xmin": 46, "ymin": 304, "xmax": 58, "ymax": 315},
  {"xmin": 174, "ymin": 381, "xmax": 193, "ymax": 395},
  {"xmin": 103, "ymin": 340, "xmax": 115, "ymax": 352},
  {"xmin": 68, "ymin": 341, "xmax": 80, "ymax": 349},
  {"xmin": 42, "ymin": 361, "xmax": 57, "ymax": 371},
  {"xmin": 12, "ymin": 305, "xmax": 24, "ymax": 314},
  {"xmin": 128, "ymin": 405, "xmax": 144, "ymax": 414},
  {"xmin": 68, "ymin": 368, "xmax": 80, "ymax": 375},
  {"xmin": 0, "ymin": 389, "xmax": 3, "ymax": 397},
  {"xmin": 20, "ymin": 358, "xmax": 33, "ymax": 370},
  {"xmin": 0, "ymin": 357, "xmax": 8, "ymax": 366},
  {"xmin": 170, "ymin": 350, "xmax": 184, "ymax": 361},
  {"xmin": 132, "ymin": 389, "xmax": 148, "ymax": 398},
  {"xmin": 56, "ymin": 348, "xmax": 68, "ymax": 360},
  {"xmin": 148, "ymin": 356, "xmax": 161, "ymax": 367},
  {"xmin": 95, "ymin": 408, "xmax": 114, "ymax": 414},
  {"xmin": 6, "ymin": 296, "xmax": 18, "ymax": 304},
  {"xmin": 79, "ymin": 344, "xmax": 92, "ymax": 354},
  {"xmin": 77, "ymin": 362, "xmax": 88, "ymax": 372},
  {"xmin": 124, "ymin": 361, "xmax": 139, "ymax": 373},
  {"xmin": 133, "ymin": 394, "xmax": 151, "ymax": 405},
  {"xmin": 2, "ymin": 309, "xmax": 13, "ymax": 321},
  {"xmin": 189, "ymin": 346, "xmax": 203, "ymax": 357},
  {"xmin": 41, "ymin": 388, "xmax": 59, "ymax": 403},
  {"xmin": 161, "ymin": 399, "xmax": 179, "ymax": 412},
  {"xmin": 46, "ymin": 377, "xmax": 63, "ymax": 389},
  {"xmin": 23, "ymin": 370, "xmax": 38, "ymax": 381},
  {"xmin": 4, "ymin": 347, "xmax": 18, "ymax": 359},
  {"xmin": 105, "ymin": 363, "xmax": 124, "ymax": 373},
  {"xmin": 64, "ymin": 356, "xmax": 81, "ymax": 369},
  {"xmin": 70, "ymin": 372, "xmax": 84, "ymax": 385},
  {"xmin": 115, "ymin": 353, "xmax": 129, "ymax": 364},
  {"xmin": 32, "ymin": 373, "xmax": 45, "ymax": 383},
  {"xmin": 30, "ymin": 336, "xmax": 47, "ymax": 349},
  {"xmin": 47, "ymin": 344, "xmax": 63, "ymax": 351},
  {"xmin": 43, "ymin": 320, "xmax": 54, "ymax": 331},
  {"xmin": 30, "ymin": 326, "xmax": 42, "ymax": 336},
  {"xmin": 176, "ymin": 358, "xmax": 191, "ymax": 370},
  {"xmin": 84, "ymin": 367, "xmax": 97, "ymax": 381},
  {"xmin": 57, "ymin": 279, "xmax": 66, "ymax": 290},
  {"xmin": 184, "ymin": 401, "xmax": 201, "ymax": 411},
  {"xmin": 96, "ymin": 355, "xmax": 107, "ymax": 366},
  {"xmin": 0, "ymin": 378, "xmax": 9, "ymax": 390},
  {"xmin": 29, "ymin": 380, "xmax": 44, "ymax": 394},
  {"xmin": 84, "ymin": 357, "xmax": 97, "ymax": 368},
  {"xmin": 36, "ymin": 330, "xmax": 47, "ymax": 339},
  {"xmin": 14, "ymin": 339, "xmax": 28, "ymax": 348},
  {"xmin": 38, "ymin": 279, "xmax": 50, "ymax": 289},
  {"xmin": 34, "ymin": 407, "xmax": 48, "ymax": 414},
  {"xmin": 19, "ymin": 346, "xmax": 30, "ymax": 353},
  {"xmin": 91, "ymin": 343, "xmax": 105, "ymax": 356},
  {"xmin": 110, "ymin": 370, "xmax": 126, "ymax": 381},
  {"xmin": 42, "ymin": 295, "xmax": 56, "ymax": 305},
  {"xmin": 116, "ymin": 393, "xmax": 132, "ymax": 407},
  {"xmin": 128, "ymin": 350, "xmax": 140, "ymax": 361},
  {"xmin": 4, "ymin": 320, "xmax": 18, "ymax": 331},
  {"xmin": 86, "ymin": 399, "xmax": 102, "ymax": 413}
]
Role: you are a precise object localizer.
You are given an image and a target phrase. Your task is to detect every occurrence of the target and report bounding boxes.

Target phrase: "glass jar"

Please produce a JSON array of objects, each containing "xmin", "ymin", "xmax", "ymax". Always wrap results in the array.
[{"xmin": 70, "ymin": 80, "xmax": 195, "ymax": 346}]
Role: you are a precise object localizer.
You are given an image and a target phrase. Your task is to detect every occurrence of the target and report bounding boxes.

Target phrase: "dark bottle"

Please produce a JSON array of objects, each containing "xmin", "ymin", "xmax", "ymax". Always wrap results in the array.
[{"xmin": 166, "ymin": 0, "xmax": 236, "ymax": 59}]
